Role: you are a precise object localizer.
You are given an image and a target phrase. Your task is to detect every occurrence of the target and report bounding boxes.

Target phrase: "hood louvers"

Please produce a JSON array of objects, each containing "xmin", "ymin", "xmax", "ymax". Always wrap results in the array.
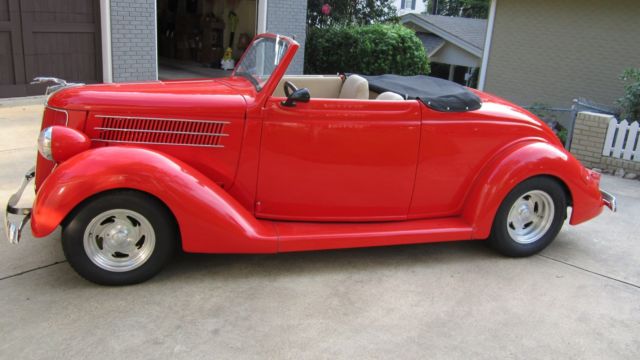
[{"xmin": 92, "ymin": 115, "xmax": 229, "ymax": 148}]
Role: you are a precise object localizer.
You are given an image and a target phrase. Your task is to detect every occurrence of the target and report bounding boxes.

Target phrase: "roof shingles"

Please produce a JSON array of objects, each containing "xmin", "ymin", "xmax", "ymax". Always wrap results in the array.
[{"xmin": 402, "ymin": 14, "xmax": 487, "ymax": 53}]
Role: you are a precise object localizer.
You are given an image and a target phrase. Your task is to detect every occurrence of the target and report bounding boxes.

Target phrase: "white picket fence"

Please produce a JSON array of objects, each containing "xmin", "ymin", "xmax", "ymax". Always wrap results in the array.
[{"xmin": 602, "ymin": 118, "xmax": 640, "ymax": 161}]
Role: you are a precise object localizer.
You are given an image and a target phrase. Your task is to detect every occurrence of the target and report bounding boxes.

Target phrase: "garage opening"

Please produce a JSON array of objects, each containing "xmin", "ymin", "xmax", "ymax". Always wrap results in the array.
[{"xmin": 157, "ymin": 0, "xmax": 257, "ymax": 80}]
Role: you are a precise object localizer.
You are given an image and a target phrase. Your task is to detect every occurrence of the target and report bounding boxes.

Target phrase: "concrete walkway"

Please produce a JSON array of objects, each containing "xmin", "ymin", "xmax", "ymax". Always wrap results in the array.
[{"xmin": 0, "ymin": 104, "xmax": 638, "ymax": 359}]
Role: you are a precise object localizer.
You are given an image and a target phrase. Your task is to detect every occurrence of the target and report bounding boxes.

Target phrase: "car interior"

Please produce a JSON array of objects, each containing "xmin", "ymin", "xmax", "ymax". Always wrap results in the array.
[{"xmin": 273, "ymin": 74, "xmax": 405, "ymax": 101}]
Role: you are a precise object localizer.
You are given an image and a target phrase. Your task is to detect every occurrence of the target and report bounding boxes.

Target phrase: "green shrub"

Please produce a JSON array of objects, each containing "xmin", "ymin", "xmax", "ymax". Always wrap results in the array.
[
  {"xmin": 616, "ymin": 68, "xmax": 640, "ymax": 121},
  {"xmin": 304, "ymin": 24, "xmax": 430, "ymax": 76}
]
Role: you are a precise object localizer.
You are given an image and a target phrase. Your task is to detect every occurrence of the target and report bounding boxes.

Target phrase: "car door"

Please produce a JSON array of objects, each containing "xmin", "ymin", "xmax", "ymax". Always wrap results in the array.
[{"xmin": 255, "ymin": 97, "xmax": 422, "ymax": 222}]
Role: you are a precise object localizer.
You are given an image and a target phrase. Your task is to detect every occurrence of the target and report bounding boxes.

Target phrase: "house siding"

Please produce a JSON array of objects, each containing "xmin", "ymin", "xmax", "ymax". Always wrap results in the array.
[
  {"xmin": 110, "ymin": 0, "xmax": 157, "ymax": 82},
  {"xmin": 484, "ymin": 0, "xmax": 640, "ymax": 107},
  {"xmin": 266, "ymin": 0, "xmax": 307, "ymax": 74}
]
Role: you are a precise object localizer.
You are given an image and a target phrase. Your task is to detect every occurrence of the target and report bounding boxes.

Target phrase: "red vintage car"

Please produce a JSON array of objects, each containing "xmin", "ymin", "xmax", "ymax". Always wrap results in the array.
[{"xmin": 5, "ymin": 34, "xmax": 615, "ymax": 285}]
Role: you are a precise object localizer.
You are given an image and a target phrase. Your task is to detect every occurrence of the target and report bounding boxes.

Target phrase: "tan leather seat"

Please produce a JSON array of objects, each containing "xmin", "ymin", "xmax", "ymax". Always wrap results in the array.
[
  {"xmin": 274, "ymin": 76, "xmax": 343, "ymax": 98},
  {"xmin": 339, "ymin": 75, "xmax": 369, "ymax": 100},
  {"xmin": 376, "ymin": 92, "xmax": 404, "ymax": 101}
]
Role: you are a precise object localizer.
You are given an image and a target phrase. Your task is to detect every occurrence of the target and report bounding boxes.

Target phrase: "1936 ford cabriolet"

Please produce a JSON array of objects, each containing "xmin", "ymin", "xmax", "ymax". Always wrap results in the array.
[{"xmin": 5, "ymin": 34, "xmax": 615, "ymax": 285}]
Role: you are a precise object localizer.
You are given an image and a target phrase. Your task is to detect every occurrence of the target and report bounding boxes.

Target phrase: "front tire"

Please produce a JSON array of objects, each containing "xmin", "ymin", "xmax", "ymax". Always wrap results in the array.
[
  {"xmin": 489, "ymin": 177, "xmax": 566, "ymax": 257},
  {"xmin": 62, "ymin": 191, "xmax": 177, "ymax": 285}
]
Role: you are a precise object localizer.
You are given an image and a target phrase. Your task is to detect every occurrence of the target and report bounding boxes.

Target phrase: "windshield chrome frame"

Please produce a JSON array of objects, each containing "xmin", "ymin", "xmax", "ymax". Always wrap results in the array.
[{"xmin": 232, "ymin": 34, "xmax": 291, "ymax": 92}]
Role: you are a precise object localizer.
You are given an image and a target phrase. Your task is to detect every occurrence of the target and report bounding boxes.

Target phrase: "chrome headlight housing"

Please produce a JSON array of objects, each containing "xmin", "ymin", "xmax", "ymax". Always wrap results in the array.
[
  {"xmin": 37, "ymin": 127, "xmax": 53, "ymax": 161},
  {"xmin": 36, "ymin": 125, "xmax": 91, "ymax": 163}
]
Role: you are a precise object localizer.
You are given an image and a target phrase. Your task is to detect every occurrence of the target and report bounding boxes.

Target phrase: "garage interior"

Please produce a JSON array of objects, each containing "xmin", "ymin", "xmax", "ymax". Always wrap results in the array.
[{"xmin": 157, "ymin": 0, "xmax": 257, "ymax": 80}]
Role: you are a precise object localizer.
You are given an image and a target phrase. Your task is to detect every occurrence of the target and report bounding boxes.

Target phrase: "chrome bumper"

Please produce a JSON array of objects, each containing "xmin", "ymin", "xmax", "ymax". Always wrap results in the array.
[
  {"xmin": 601, "ymin": 189, "xmax": 617, "ymax": 212},
  {"xmin": 4, "ymin": 167, "xmax": 35, "ymax": 244}
]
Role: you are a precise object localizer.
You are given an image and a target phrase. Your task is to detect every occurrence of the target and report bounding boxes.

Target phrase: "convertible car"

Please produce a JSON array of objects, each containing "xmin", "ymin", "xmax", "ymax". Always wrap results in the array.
[{"xmin": 5, "ymin": 34, "xmax": 615, "ymax": 285}]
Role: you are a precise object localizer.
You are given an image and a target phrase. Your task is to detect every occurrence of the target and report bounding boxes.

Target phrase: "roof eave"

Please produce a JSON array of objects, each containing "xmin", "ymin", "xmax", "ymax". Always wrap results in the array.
[
  {"xmin": 428, "ymin": 42, "xmax": 446, "ymax": 57},
  {"xmin": 400, "ymin": 13, "xmax": 484, "ymax": 58}
]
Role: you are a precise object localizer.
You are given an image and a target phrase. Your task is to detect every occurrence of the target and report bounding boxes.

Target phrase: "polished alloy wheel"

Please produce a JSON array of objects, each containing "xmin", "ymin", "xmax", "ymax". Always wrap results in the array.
[
  {"xmin": 83, "ymin": 209, "xmax": 156, "ymax": 272},
  {"xmin": 506, "ymin": 190, "xmax": 555, "ymax": 244}
]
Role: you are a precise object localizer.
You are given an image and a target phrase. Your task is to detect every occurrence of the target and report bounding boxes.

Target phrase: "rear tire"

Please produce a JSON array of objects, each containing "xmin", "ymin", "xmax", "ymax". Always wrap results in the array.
[
  {"xmin": 489, "ymin": 177, "xmax": 566, "ymax": 257},
  {"xmin": 62, "ymin": 191, "xmax": 177, "ymax": 285}
]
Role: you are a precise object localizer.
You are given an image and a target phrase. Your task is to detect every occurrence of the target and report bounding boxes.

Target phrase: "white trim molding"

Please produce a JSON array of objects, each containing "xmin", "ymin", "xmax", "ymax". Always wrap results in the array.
[
  {"xmin": 257, "ymin": 0, "xmax": 268, "ymax": 34},
  {"xmin": 100, "ymin": 0, "xmax": 113, "ymax": 83},
  {"xmin": 153, "ymin": 0, "xmax": 159, "ymax": 80},
  {"xmin": 478, "ymin": 0, "xmax": 497, "ymax": 91}
]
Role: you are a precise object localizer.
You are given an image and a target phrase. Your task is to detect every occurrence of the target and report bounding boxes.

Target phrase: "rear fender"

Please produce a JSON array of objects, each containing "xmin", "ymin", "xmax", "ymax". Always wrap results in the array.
[
  {"xmin": 463, "ymin": 140, "xmax": 603, "ymax": 239},
  {"xmin": 32, "ymin": 147, "xmax": 277, "ymax": 253}
]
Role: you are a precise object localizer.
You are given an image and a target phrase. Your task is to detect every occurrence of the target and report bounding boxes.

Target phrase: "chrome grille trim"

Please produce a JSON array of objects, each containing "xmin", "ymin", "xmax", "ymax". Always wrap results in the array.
[
  {"xmin": 93, "ymin": 115, "xmax": 229, "ymax": 148},
  {"xmin": 94, "ymin": 127, "xmax": 229, "ymax": 137},
  {"xmin": 95, "ymin": 115, "xmax": 230, "ymax": 125},
  {"xmin": 90, "ymin": 139, "xmax": 224, "ymax": 148},
  {"xmin": 45, "ymin": 106, "xmax": 69, "ymax": 126}
]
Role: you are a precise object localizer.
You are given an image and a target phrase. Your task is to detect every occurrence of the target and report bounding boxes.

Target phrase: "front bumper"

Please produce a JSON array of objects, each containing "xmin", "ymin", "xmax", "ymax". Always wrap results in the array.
[
  {"xmin": 4, "ymin": 167, "xmax": 35, "ymax": 244},
  {"xmin": 601, "ymin": 189, "xmax": 617, "ymax": 212}
]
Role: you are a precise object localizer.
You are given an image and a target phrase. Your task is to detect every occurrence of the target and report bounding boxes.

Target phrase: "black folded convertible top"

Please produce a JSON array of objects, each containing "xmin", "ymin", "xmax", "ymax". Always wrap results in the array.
[{"xmin": 358, "ymin": 74, "xmax": 482, "ymax": 112}]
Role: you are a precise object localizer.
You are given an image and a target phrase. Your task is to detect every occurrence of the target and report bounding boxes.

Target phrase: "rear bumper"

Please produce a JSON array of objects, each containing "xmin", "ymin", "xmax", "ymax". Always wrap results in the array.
[
  {"xmin": 601, "ymin": 189, "xmax": 617, "ymax": 212},
  {"xmin": 4, "ymin": 167, "xmax": 35, "ymax": 244}
]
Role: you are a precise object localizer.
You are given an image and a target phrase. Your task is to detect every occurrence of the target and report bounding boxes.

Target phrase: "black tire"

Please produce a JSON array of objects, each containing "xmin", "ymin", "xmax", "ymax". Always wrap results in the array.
[
  {"xmin": 62, "ymin": 190, "xmax": 177, "ymax": 285},
  {"xmin": 488, "ymin": 177, "xmax": 567, "ymax": 257}
]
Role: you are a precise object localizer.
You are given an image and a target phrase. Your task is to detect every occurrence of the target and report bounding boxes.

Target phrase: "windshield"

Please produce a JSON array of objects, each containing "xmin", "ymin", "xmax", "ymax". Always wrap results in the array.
[{"xmin": 233, "ymin": 36, "xmax": 289, "ymax": 91}]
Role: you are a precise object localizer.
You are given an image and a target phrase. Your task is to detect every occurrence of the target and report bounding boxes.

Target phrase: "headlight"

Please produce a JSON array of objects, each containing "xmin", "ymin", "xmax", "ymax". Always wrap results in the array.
[
  {"xmin": 38, "ymin": 127, "xmax": 53, "ymax": 161},
  {"xmin": 36, "ymin": 125, "xmax": 91, "ymax": 163}
]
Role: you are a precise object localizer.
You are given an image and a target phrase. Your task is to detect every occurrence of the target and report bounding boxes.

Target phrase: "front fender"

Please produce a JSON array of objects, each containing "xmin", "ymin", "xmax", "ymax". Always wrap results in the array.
[
  {"xmin": 463, "ymin": 140, "xmax": 603, "ymax": 239},
  {"xmin": 32, "ymin": 147, "xmax": 277, "ymax": 253}
]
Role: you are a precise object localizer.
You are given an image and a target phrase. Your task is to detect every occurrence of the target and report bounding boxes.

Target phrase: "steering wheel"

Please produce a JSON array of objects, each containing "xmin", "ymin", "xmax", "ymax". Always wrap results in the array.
[{"xmin": 284, "ymin": 81, "xmax": 298, "ymax": 97}]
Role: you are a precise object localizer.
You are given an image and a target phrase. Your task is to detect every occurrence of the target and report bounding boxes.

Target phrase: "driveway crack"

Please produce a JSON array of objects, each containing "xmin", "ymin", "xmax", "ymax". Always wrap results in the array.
[
  {"xmin": 0, "ymin": 260, "xmax": 67, "ymax": 281},
  {"xmin": 538, "ymin": 254, "xmax": 640, "ymax": 290},
  {"xmin": 0, "ymin": 146, "xmax": 34, "ymax": 153}
]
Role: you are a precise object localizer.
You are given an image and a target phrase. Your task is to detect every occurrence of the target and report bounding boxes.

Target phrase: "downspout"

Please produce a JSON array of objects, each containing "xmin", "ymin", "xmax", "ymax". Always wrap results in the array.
[
  {"xmin": 257, "ymin": 0, "xmax": 268, "ymax": 34},
  {"xmin": 99, "ymin": 0, "xmax": 113, "ymax": 83},
  {"xmin": 478, "ymin": 0, "xmax": 496, "ymax": 91}
]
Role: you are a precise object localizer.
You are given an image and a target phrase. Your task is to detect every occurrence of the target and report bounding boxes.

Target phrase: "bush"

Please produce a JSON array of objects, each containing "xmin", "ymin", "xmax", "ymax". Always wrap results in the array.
[
  {"xmin": 304, "ymin": 24, "xmax": 430, "ymax": 76},
  {"xmin": 616, "ymin": 68, "xmax": 640, "ymax": 121}
]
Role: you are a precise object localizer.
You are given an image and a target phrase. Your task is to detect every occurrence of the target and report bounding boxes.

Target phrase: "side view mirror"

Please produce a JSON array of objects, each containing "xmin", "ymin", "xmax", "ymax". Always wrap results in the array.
[{"xmin": 281, "ymin": 88, "xmax": 310, "ymax": 107}]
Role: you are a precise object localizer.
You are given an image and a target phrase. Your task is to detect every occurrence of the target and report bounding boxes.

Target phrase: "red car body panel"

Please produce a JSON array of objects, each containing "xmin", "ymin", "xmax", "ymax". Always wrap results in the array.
[
  {"xmin": 32, "ymin": 147, "xmax": 279, "ymax": 253},
  {"xmin": 256, "ymin": 98, "xmax": 422, "ymax": 221},
  {"xmin": 47, "ymin": 79, "xmax": 248, "ymax": 191},
  {"xmin": 29, "ymin": 33, "xmax": 607, "ymax": 254}
]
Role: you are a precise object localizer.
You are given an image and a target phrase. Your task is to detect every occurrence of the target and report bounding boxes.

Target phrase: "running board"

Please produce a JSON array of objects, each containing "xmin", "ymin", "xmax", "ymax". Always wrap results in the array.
[{"xmin": 274, "ymin": 217, "xmax": 474, "ymax": 252}]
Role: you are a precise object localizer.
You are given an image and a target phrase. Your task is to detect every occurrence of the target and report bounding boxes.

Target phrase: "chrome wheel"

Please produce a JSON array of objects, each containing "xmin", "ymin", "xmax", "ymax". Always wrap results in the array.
[
  {"xmin": 506, "ymin": 190, "xmax": 555, "ymax": 244},
  {"xmin": 83, "ymin": 209, "xmax": 156, "ymax": 272}
]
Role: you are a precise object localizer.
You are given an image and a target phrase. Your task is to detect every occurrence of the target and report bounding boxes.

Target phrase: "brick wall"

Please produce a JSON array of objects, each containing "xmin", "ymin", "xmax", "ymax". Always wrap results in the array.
[
  {"xmin": 110, "ymin": 0, "xmax": 157, "ymax": 82},
  {"xmin": 570, "ymin": 112, "xmax": 640, "ymax": 173},
  {"xmin": 266, "ymin": 0, "xmax": 307, "ymax": 74}
]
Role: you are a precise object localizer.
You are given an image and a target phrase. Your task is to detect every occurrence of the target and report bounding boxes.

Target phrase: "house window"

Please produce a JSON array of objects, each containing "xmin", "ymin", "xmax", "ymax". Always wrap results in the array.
[{"xmin": 400, "ymin": 0, "xmax": 417, "ymax": 10}]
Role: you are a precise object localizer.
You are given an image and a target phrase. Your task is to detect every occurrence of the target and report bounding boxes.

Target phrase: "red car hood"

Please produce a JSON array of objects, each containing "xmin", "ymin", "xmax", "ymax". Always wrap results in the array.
[{"xmin": 47, "ymin": 79, "xmax": 249, "ymax": 113}]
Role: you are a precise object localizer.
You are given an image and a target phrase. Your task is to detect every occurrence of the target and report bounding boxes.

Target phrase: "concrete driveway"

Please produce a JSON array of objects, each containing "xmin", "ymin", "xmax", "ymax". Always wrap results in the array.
[{"xmin": 0, "ymin": 103, "xmax": 638, "ymax": 359}]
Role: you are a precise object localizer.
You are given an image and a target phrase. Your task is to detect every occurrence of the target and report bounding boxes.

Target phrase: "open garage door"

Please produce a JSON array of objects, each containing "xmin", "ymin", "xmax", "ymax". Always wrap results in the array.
[
  {"xmin": 157, "ymin": 0, "xmax": 257, "ymax": 80},
  {"xmin": 0, "ymin": 0, "xmax": 102, "ymax": 98}
]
